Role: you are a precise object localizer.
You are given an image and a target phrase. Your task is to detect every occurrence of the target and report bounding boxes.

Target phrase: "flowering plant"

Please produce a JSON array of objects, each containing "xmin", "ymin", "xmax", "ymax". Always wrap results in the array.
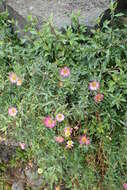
[{"xmin": 0, "ymin": 5, "xmax": 127, "ymax": 190}]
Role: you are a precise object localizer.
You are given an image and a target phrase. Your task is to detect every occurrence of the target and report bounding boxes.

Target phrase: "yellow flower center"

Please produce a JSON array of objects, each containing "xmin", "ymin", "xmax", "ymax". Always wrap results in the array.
[
  {"xmin": 81, "ymin": 136, "xmax": 87, "ymax": 143},
  {"xmin": 68, "ymin": 141, "xmax": 73, "ymax": 146},
  {"xmin": 91, "ymin": 81, "xmax": 97, "ymax": 87},
  {"xmin": 47, "ymin": 119, "xmax": 53, "ymax": 125},
  {"xmin": 63, "ymin": 69, "xmax": 68, "ymax": 74},
  {"xmin": 65, "ymin": 131, "xmax": 70, "ymax": 137},
  {"xmin": 58, "ymin": 114, "xmax": 62, "ymax": 119},
  {"xmin": 12, "ymin": 108, "xmax": 16, "ymax": 114},
  {"xmin": 12, "ymin": 74, "xmax": 17, "ymax": 81}
]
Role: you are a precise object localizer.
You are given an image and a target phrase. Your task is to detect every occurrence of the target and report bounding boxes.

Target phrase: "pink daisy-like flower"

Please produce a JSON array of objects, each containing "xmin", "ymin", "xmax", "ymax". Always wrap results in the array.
[
  {"xmin": 16, "ymin": 77, "xmax": 23, "ymax": 86},
  {"xmin": 56, "ymin": 113, "xmax": 65, "ymax": 122},
  {"xmin": 55, "ymin": 136, "xmax": 64, "ymax": 143},
  {"xmin": 66, "ymin": 140, "xmax": 74, "ymax": 148},
  {"xmin": 64, "ymin": 127, "xmax": 73, "ymax": 137},
  {"xmin": 79, "ymin": 135, "xmax": 90, "ymax": 145},
  {"xmin": 123, "ymin": 183, "xmax": 127, "ymax": 190},
  {"xmin": 19, "ymin": 142, "xmax": 26, "ymax": 150},
  {"xmin": 94, "ymin": 93, "xmax": 104, "ymax": 103},
  {"xmin": 9, "ymin": 72, "xmax": 18, "ymax": 84},
  {"xmin": 8, "ymin": 107, "xmax": 17, "ymax": 117},
  {"xmin": 60, "ymin": 66, "xmax": 70, "ymax": 78},
  {"xmin": 89, "ymin": 81, "xmax": 100, "ymax": 91},
  {"xmin": 44, "ymin": 116, "xmax": 56, "ymax": 128}
]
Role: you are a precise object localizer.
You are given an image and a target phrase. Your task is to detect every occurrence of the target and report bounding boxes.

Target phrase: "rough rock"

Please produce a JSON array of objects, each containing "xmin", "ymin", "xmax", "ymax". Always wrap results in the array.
[
  {"xmin": 6, "ymin": 0, "xmax": 110, "ymax": 29},
  {"xmin": 5, "ymin": 166, "xmax": 44, "ymax": 189},
  {"xmin": 12, "ymin": 181, "xmax": 24, "ymax": 190},
  {"xmin": 24, "ymin": 168, "xmax": 44, "ymax": 189},
  {"xmin": 0, "ymin": 0, "xmax": 5, "ymax": 12},
  {"xmin": 117, "ymin": 0, "xmax": 127, "ymax": 11},
  {"xmin": 1, "ymin": 0, "xmax": 127, "ymax": 38},
  {"xmin": 99, "ymin": 0, "xmax": 127, "ymax": 27},
  {"xmin": 0, "ymin": 141, "xmax": 18, "ymax": 163},
  {"xmin": 3, "ymin": 0, "xmax": 111, "ymax": 37},
  {"xmin": 6, "ymin": 4, "xmax": 28, "ymax": 36}
]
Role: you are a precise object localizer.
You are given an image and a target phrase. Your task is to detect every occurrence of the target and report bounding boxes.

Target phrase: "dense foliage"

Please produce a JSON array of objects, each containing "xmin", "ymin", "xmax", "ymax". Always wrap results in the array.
[{"xmin": 0, "ymin": 4, "xmax": 127, "ymax": 190}]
